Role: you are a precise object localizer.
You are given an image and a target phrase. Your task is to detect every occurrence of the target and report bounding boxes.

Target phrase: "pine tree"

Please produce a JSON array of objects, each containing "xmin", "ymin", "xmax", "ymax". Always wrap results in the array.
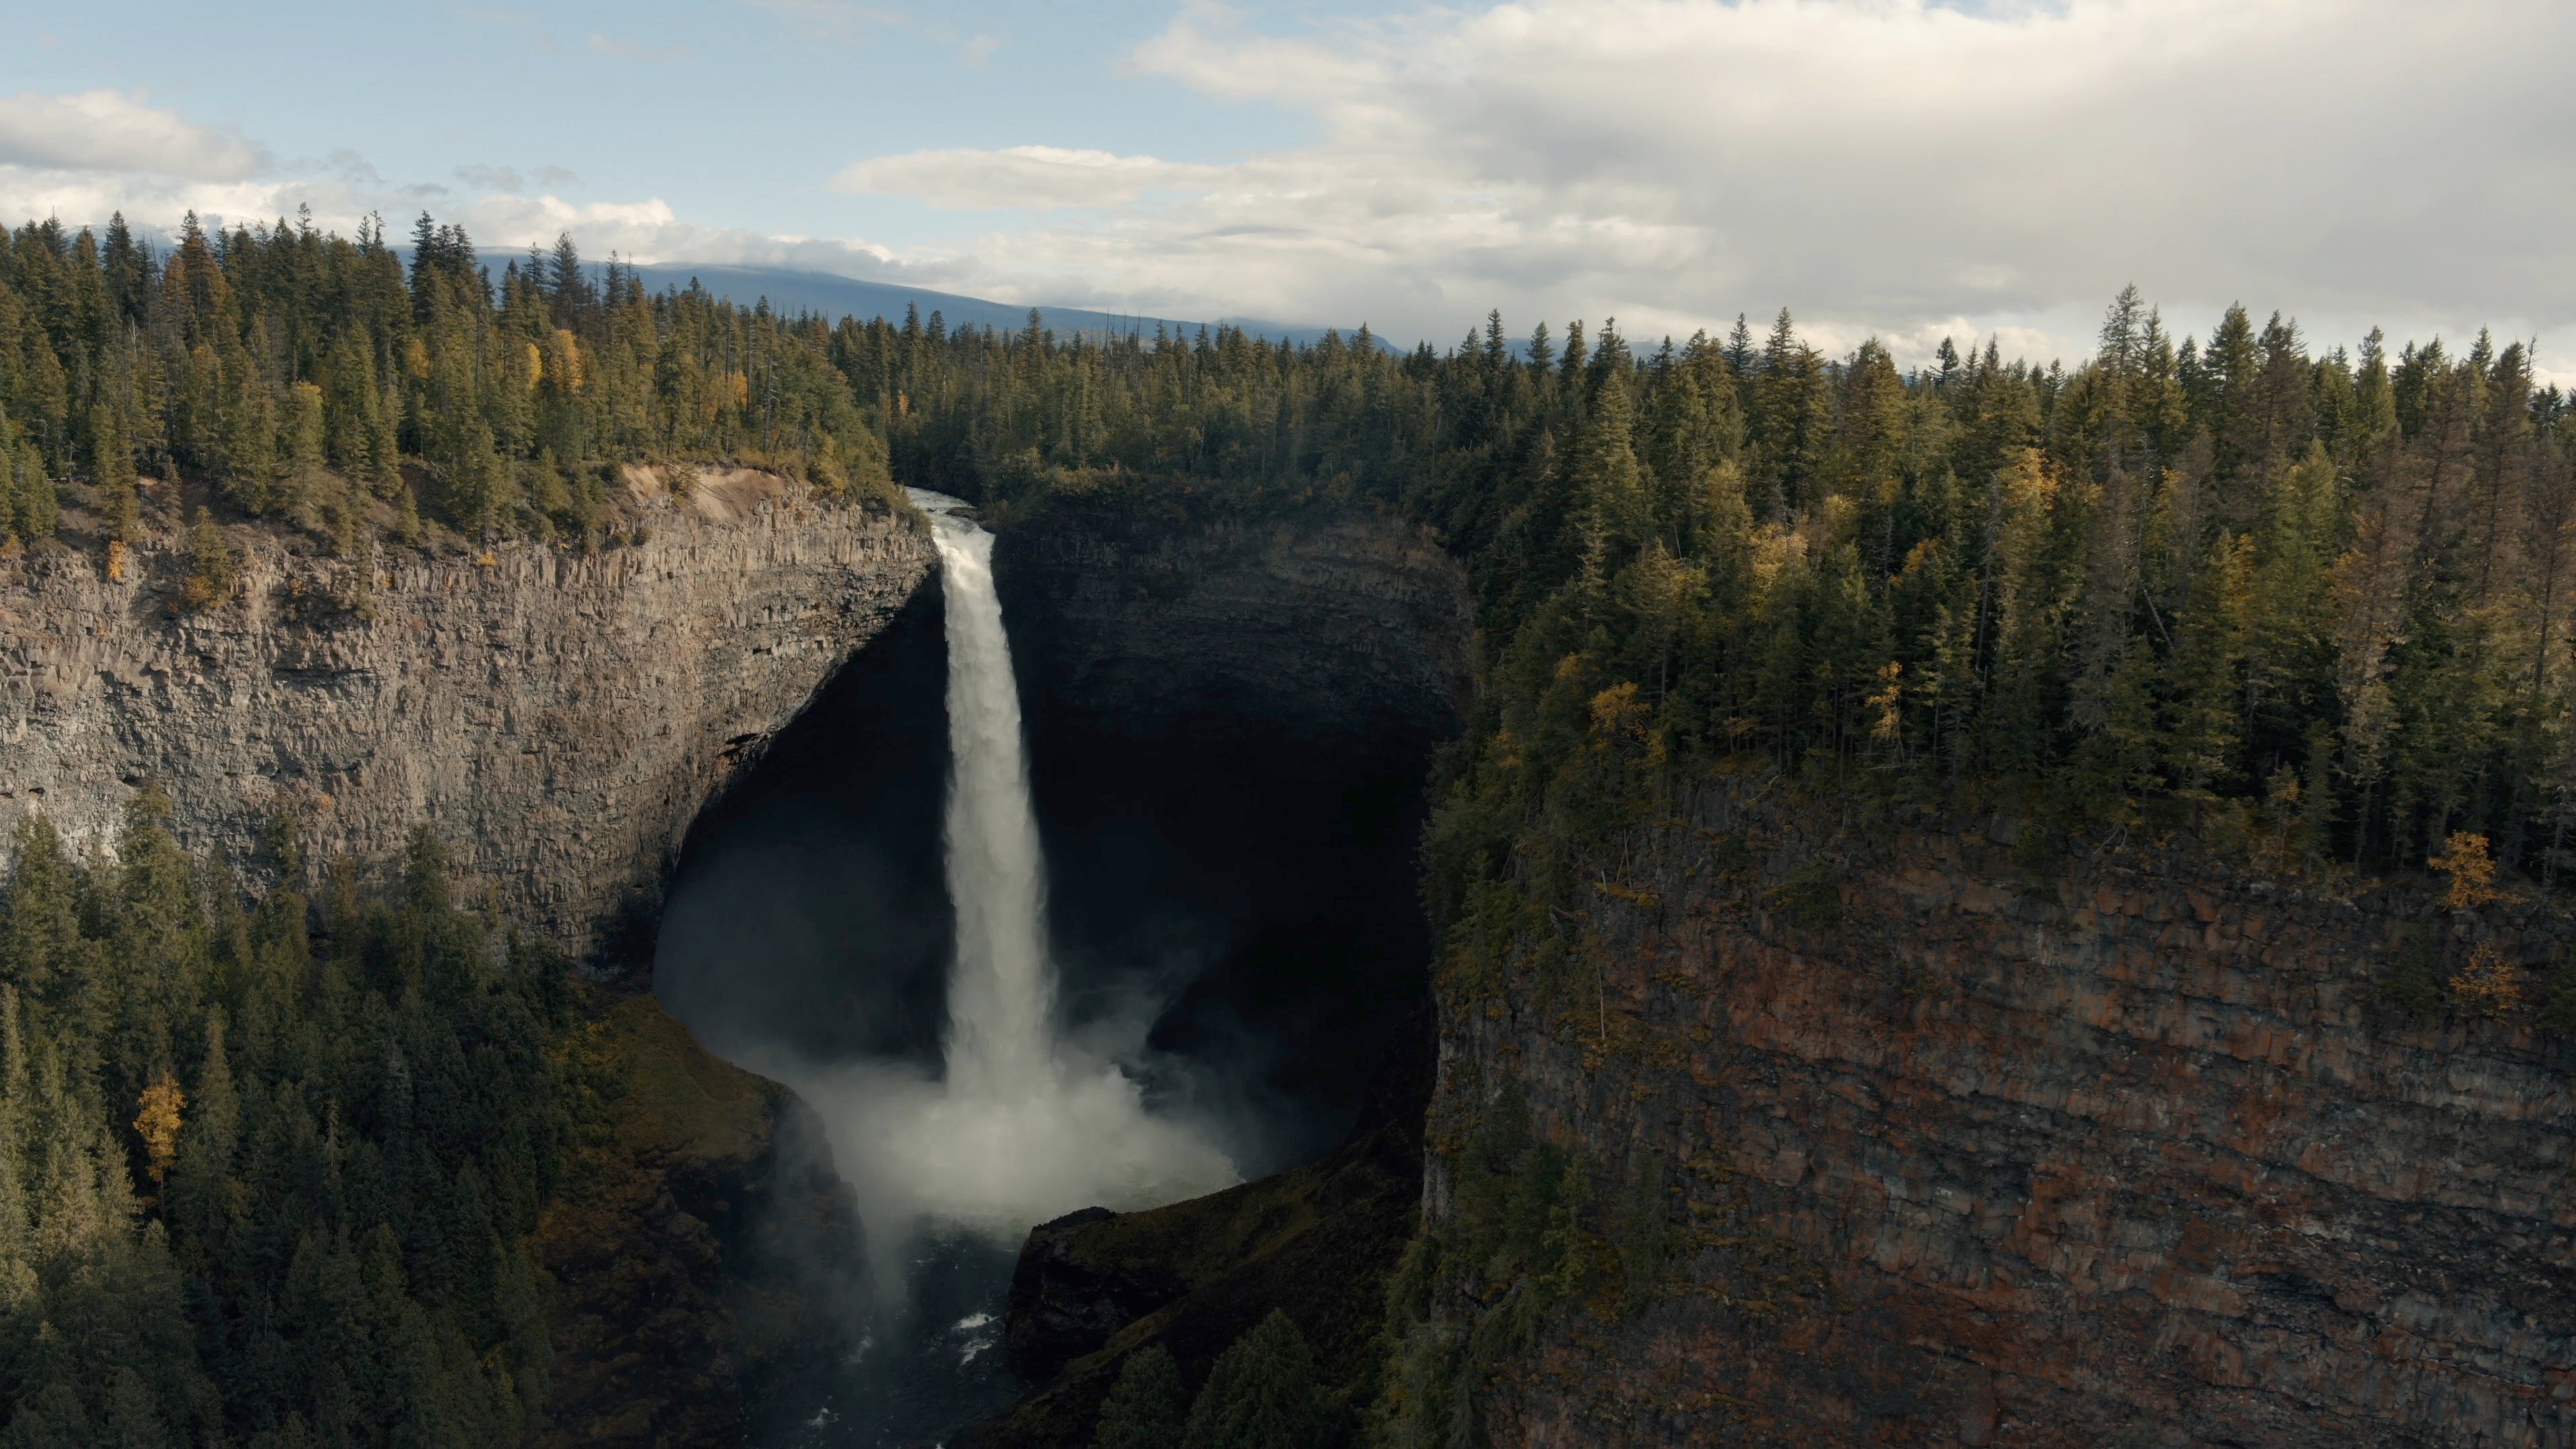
[
  {"xmin": 1180, "ymin": 1311, "xmax": 1333, "ymax": 1449},
  {"xmin": 1097, "ymin": 1344, "xmax": 1189, "ymax": 1449}
]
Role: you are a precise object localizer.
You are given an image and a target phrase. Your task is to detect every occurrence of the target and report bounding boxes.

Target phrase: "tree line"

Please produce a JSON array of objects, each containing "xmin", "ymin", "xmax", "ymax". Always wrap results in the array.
[
  {"xmin": 11, "ymin": 211, "xmax": 2566, "ymax": 875},
  {"xmin": 0, "ymin": 211, "xmax": 894, "ymax": 553},
  {"xmin": 863, "ymin": 293, "xmax": 2576, "ymax": 883}
]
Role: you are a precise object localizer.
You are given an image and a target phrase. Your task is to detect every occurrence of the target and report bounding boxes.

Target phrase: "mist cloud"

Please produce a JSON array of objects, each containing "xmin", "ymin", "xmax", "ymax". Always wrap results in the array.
[{"xmin": 835, "ymin": 145, "xmax": 1228, "ymax": 211}]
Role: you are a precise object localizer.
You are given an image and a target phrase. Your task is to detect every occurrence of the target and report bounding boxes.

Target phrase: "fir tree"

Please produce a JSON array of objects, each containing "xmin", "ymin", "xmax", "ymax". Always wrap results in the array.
[
  {"xmin": 1181, "ymin": 1311, "xmax": 1333, "ymax": 1449},
  {"xmin": 1097, "ymin": 1344, "xmax": 1189, "ymax": 1449}
]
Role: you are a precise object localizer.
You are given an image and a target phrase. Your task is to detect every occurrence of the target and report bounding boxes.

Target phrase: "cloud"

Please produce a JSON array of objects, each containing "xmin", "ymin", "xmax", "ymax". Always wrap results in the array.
[
  {"xmin": 833, "ymin": 145, "xmax": 1228, "ymax": 210},
  {"xmin": 808, "ymin": 0, "xmax": 2576, "ymax": 367},
  {"xmin": 456, "ymin": 164, "xmax": 526, "ymax": 193},
  {"xmin": 0, "ymin": 91, "xmax": 267, "ymax": 181},
  {"xmin": 588, "ymin": 34, "xmax": 691, "ymax": 62},
  {"xmin": 739, "ymin": 0, "xmax": 900, "ymax": 44},
  {"xmin": 443, "ymin": 192, "xmax": 977, "ymax": 287},
  {"xmin": 323, "ymin": 150, "xmax": 381, "ymax": 186},
  {"xmin": 446, "ymin": 162, "xmax": 582, "ymax": 200},
  {"xmin": 960, "ymin": 34, "xmax": 1000, "ymax": 66},
  {"xmin": 9, "ymin": 1, "xmax": 2570, "ymax": 380}
]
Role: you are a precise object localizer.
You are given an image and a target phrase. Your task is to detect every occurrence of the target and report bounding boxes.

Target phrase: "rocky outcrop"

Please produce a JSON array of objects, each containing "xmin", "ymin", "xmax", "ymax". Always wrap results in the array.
[
  {"xmin": 0, "ymin": 473, "xmax": 932, "ymax": 962},
  {"xmin": 991, "ymin": 494, "xmax": 1471, "ymax": 751},
  {"xmin": 965, "ymin": 1040, "xmax": 1429, "ymax": 1448},
  {"xmin": 1004, "ymin": 1207, "xmax": 1181, "ymax": 1386},
  {"xmin": 1446, "ymin": 770, "xmax": 2576, "ymax": 1446},
  {"xmin": 4, "ymin": 476, "xmax": 927, "ymax": 1442},
  {"xmin": 538, "ymin": 989, "xmax": 867, "ymax": 1445}
]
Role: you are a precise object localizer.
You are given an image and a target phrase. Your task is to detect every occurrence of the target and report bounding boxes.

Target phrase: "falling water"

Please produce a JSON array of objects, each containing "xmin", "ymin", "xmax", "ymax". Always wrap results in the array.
[
  {"xmin": 774, "ymin": 492, "xmax": 1236, "ymax": 1268},
  {"xmin": 677, "ymin": 492, "xmax": 1240, "ymax": 1444},
  {"xmin": 920, "ymin": 492, "xmax": 1057, "ymax": 1103}
]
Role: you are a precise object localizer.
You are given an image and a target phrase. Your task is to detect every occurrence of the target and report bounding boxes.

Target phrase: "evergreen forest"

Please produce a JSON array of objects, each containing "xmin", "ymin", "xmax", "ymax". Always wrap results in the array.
[
  {"xmin": 0, "ymin": 803, "xmax": 562, "ymax": 1445},
  {"xmin": 863, "ymin": 291, "xmax": 2576, "ymax": 888},
  {"xmin": 0, "ymin": 210, "xmax": 893, "ymax": 553}
]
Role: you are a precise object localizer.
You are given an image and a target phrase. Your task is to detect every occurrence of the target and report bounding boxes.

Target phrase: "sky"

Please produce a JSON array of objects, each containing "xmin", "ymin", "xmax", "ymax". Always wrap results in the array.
[{"xmin": 3, "ymin": 0, "xmax": 2572, "ymax": 374}]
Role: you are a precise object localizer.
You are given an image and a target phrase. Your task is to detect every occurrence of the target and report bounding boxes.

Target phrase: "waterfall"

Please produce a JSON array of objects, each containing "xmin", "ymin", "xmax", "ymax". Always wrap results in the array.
[
  {"xmin": 919, "ymin": 493, "xmax": 1055, "ymax": 1104},
  {"xmin": 770, "ymin": 492, "xmax": 1236, "ymax": 1277}
]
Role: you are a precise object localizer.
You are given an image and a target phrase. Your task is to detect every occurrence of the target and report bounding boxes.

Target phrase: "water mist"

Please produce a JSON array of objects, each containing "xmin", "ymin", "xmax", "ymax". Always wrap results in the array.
[{"xmin": 765, "ymin": 490, "xmax": 1237, "ymax": 1310}]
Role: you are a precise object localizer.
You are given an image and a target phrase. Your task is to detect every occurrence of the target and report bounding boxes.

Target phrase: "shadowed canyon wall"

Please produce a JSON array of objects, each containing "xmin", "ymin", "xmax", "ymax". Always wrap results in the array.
[
  {"xmin": 995, "ymin": 497, "xmax": 1474, "ymax": 1163},
  {"xmin": 659, "ymin": 492, "xmax": 1479, "ymax": 1171},
  {"xmin": 0, "ymin": 473, "xmax": 930, "ymax": 961},
  {"xmin": 1446, "ymin": 769, "xmax": 2576, "ymax": 1446}
]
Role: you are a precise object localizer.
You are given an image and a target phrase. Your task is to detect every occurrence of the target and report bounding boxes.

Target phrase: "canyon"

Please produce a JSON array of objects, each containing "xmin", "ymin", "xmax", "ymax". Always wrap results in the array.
[{"xmin": 14, "ymin": 473, "xmax": 2576, "ymax": 1446}]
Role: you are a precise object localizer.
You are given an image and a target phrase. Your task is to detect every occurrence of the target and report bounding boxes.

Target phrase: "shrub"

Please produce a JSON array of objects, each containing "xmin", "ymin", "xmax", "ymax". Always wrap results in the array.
[{"xmin": 174, "ymin": 517, "xmax": 238, "ymax": 612}]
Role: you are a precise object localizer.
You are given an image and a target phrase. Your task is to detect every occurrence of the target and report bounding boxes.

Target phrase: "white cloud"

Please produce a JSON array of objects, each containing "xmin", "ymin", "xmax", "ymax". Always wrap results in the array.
[
  {"xmin": 812, "ymin": 0, "xmax": 2576, "ymax": 366},
  {"xmin": 0, "ymin": 90, "xmax": 266, "ymax": 181},
  {"xmin": 8, "ymin": 3, "xmax": 2572, "ymax": 381},
  {"xmin": 833, "ymin": 145, "xmax": 1228, "ymax": 209},
  {"xmin": 456, "ymin": 164, "xmax": 526, "ymax": 193}
]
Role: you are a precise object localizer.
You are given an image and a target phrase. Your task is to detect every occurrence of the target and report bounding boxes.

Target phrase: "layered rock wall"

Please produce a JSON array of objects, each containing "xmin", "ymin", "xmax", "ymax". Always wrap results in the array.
[
  {"xmin": 991, "ymin": 498, "xmax": 1472, "ymax": 749},
  {"xmin": 1451, "ymin": 772, "xmax": 2576, "ymax": 1446},
  {"xmin": 1, "ymin": 482, "xmax": 932, "ymax": 960}
]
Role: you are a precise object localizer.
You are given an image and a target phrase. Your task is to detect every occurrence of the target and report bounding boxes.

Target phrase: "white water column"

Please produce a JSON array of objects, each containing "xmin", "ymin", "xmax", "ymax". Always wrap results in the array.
[{"xmin": 914, "ymin": 490, "xmax": 1057, "ymax": 1102}]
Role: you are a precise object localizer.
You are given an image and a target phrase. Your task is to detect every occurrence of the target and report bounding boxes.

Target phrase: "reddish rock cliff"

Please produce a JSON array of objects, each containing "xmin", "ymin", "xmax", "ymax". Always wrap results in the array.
[{"xmin": 1438, "ymin": 769, "xmax": 2576, "ymax": 1446}]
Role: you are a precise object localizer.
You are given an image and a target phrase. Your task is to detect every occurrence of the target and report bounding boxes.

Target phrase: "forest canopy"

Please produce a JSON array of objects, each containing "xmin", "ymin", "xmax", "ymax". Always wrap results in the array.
[
  {"xmin": 858, "ymin": 291, "xmax": 2576, "ymax": 883},
  {"xmin": 0, "ymin": 211, "xmax": 895, "ymax": 551},
  {"xmin": 0, "ymin": 804, "xmax": 563, "ymax": 1445}
]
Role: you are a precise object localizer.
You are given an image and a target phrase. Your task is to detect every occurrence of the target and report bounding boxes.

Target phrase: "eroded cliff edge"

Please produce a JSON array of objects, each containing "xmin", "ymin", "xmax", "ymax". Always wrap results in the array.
[
  {"xmin": 1, "ymin": 480, "xmax": 934, "ymax": 1441},
  {"xmin": 991, "ymin": 492, "xmax": 1473, "ymax": 751},
  {"xmin": 0, "ymin": 476, "xmax": 932, "ymax": 962},
  {"xmin": 1442, "ymin": 770, "xmax": 2576, "ymax": 1446}
]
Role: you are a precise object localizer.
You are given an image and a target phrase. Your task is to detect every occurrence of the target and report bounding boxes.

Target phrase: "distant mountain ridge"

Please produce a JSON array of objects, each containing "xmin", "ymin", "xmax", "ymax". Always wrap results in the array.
[{"xmin": 623, "ymin": 264, "xmax": 1366, "ymax": 348}]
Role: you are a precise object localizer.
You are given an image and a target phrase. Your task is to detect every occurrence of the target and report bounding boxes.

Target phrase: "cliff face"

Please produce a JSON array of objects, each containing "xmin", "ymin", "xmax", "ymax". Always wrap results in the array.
[
  {"xmin": 3, "ymin": 478, "xmax": 929, "ymax": 1444},
  {"xmin": 991, "ymin": 496, "xmax": 1472, "ymax": 750},
  {"xmin": 992, "ymin": 494, "xmax": 1470, "ymax": 1152},
  {"xmin": 539, "ymin": 990, "xmax": 866, "ymax": 1444},
  {"xmin": 951, "ymin": 498, "xmax": 1470, "ymax": 1444},
  {"xmin": 1445, "ymin": 770, "xmax": 2576, "ymax": 1446},
  {"xmin": 0, "ymin": 472, "xmax": 932, "ymax": 961}
]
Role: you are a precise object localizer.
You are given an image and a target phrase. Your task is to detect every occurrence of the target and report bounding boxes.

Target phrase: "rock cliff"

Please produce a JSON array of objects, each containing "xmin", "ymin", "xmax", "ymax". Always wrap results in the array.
[
  {"xmin": 991, "ymin": 494, "xmax": 1472, "ymax": 751},
  {"xmin": 539, "ymin": 989, "xmax": 867, "ymax": 1444},
  {"xmin": 965, "ymin": 1009, "xmax": 1433, "ymax": 1447},
  {"xmin": 3, "ymin": 474, "xmax": 930, "ymax": 1444},
  {"xmin": 0, "ymin": 470, "xmax": 932, "ymax": 962},
  {"xmin": 1443, "ymin": 769, "xmax": 2576, "ymax": 1446}
]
